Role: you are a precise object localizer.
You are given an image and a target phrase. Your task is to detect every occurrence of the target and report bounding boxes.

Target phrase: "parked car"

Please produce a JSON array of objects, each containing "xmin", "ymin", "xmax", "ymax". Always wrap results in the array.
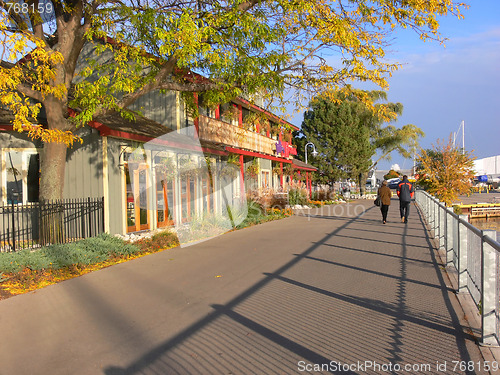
[{"xmin": 387, "ymin": 178, "xmax": 401, "ymax": 189}]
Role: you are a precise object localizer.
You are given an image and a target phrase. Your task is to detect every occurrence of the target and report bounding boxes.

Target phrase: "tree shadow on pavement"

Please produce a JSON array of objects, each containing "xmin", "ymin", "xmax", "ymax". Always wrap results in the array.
[{"xmin": 100, "ymin": 203, "xmax": 479, "ymax": 375}]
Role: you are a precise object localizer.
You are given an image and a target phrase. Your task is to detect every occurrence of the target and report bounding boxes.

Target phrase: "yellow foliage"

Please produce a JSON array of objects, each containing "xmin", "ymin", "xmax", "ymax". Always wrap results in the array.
[
  {"xmin": 0, "ymin": 22, "xmax": 75, "ymax": 145},
  {"xmin": 416, "ymin": 136, "xmax": 475, "ymax": 206},
  {"xmin": 1, "ymin": 0, "xmax": 468, "ymax": 146}
]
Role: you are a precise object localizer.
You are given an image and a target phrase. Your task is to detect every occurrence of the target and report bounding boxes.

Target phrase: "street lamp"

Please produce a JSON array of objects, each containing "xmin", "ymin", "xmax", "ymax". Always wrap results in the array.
[{"xmin": 305, "ymin": 142, "xmax": 318, "ymax": 164}]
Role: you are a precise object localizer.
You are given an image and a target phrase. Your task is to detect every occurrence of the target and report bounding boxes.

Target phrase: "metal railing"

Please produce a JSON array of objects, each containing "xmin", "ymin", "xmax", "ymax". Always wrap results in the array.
[
  {"xmin": 0, "ymin": 197, "xmax": 105, "ymax": 252},
  {"xmin": 415, "ymin": 190, "xmax": 500, "ymax": 346}
]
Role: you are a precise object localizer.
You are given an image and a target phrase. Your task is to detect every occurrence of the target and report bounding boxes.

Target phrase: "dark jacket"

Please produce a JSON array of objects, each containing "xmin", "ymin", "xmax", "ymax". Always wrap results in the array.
[
  {"xmin": 377, "ymin": 185, "xmax": 392, "ymax": 206},
  {"xmin": 397, "ymin": 178, "xmax": 414, "ymax": 202}
]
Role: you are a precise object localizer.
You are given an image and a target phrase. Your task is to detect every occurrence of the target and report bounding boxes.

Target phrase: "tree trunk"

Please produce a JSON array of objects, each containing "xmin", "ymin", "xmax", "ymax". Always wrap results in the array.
[
  {"xmin": 38, "ymin": 101, "xmax": 72, "ymax": 245},
  {"xmin": 358, "ymin": 173, "xmax": 364, "ymax": 196},
  {"xmin": 40, "ymin": 141, "xmax": 67, "ymax": 201}
]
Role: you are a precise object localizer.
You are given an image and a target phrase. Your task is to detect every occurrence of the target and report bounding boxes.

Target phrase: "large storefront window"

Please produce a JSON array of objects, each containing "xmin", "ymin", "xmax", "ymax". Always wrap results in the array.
[
  {"xmin": 180, "ymin": 176, "xmax": 196, "ymax": 222},
  {"xmin": 122, "ymin": 147, "xmax": 226, "ymax": 232},
  {"xmin": 124, "ymin": 151, "xmax": 150, "ymax": 233},
  {"xmin": 2, "ymin": 150, "xmax": 39, "ymax": 204},
  {"xmin": 201, "ymin": 172, "xmax": 214, "ymax": 213},
  {"xmin": 154, "ymin": 154, "xmax": 176, "ymax": 227}
]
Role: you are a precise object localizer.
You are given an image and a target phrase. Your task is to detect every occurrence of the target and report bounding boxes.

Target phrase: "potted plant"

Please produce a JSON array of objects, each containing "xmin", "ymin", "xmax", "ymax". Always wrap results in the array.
[{"xmin": 220, "ymin": 153, "xmax": 241, "ymax": 177}]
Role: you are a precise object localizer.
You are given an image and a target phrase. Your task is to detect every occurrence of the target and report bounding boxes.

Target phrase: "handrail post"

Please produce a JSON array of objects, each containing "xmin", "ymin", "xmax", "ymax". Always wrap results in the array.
[
  {"xmin": 446, "ymin": 207, "xmax": 454, "ymax": 266},
  {"xmin": 439, "ymin": 202, "xmax": 445, "ymax": 250},
  {"xmin": 457, "ymin": 214, "xmax": 469, "ymax": 293},
  {"xmin": 481, "ymin": 230, "xmax": 499, "ymax": 346},
  {"xmin": 425, "ymin": 193, "xmax": 430, "ymax": 221},
  {"xmin": 432, "ymin": 197, "xmax": 438, "ymax": 238},
  {"xmin": 431, "ymin": 196, "xmax": 435, "ymax": 235},
  {"xmin": 452, "ymin": 211, "xmax": 459, "ymax": 268},
  {"xmin": 433, "ymin": 197, "xmax": 439, "ymax": 238}
]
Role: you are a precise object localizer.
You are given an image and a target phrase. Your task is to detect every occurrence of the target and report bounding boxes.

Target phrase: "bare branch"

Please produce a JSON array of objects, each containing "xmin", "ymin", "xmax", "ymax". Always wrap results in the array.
[{"xmin": 0, "ymin": 0, "xmax": 30, "ymax": 29}]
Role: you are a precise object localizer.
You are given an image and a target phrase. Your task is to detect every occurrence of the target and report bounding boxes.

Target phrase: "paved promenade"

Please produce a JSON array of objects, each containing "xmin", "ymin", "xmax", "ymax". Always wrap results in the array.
[{"xmin": 0, "ymin": 199, "xmax": 492, "ymax": 374}]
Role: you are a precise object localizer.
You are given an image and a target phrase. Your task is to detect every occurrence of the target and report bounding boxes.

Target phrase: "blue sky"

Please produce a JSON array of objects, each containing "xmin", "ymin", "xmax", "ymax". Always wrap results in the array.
[{"xmin": 291, "ymin": 1, "xmax": 500, "ymax": 171}]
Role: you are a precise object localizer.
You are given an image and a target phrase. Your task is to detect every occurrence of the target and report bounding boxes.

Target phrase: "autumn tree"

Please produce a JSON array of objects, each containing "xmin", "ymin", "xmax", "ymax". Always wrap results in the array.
[
  {"xmin": 384, "ymin": 170, "xmax": 401, "ymax": 180},
  {"xmin": 1, "ymin": 0, "xmax": 467, "ymax": 202},
  {"xmin": 416, "ymin": 136, "xmax": 475, "ymax": 206},
  {"xmin": 296, "ymin": 90, "xmax": 424, "ymax": 187}
]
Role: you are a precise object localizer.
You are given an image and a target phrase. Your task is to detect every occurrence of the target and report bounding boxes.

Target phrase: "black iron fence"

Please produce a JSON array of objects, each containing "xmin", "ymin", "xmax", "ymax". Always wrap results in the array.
[{"xmin": 0, "ymin": 197, "xmax": 105, "ymax": 252}]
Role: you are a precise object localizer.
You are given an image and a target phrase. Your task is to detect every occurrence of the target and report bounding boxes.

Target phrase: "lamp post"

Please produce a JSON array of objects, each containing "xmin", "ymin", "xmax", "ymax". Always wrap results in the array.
[{"xmin": 305, "ymin": 142, "xmax": 318, "ymax": 164}]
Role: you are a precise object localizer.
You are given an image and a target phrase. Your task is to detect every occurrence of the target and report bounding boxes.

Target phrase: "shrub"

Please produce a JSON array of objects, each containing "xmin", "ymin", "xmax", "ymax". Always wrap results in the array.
[
  {"xmin": 0, "ymin": 234, "xmax": 140, "ymax": 273},
  {"xmin": 134, "ymin": 230, "xmax": 180, "ymax": 252},
  {"xmin": 288, "ymin": 188, "xmax": 308, "ymax": 206},
  {"xmin": 311, "ymin": 189, "xmax": 338, "ymax": 201},
  {"xmin": 236, "ymin": 199, "xmax": 265, "ymax": 228}
]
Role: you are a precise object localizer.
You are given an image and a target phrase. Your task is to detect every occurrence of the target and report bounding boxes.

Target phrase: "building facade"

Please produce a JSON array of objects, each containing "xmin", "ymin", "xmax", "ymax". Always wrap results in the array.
[{"xmin": 0, "ymin": 90, "xmax": 316, "ymax": 236}]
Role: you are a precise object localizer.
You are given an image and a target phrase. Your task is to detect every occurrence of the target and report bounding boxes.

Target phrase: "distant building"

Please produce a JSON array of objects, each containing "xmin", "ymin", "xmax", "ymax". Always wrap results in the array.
[{"xmin": 474, "ymin": 155, "xmax": 500, "ymax": 176}]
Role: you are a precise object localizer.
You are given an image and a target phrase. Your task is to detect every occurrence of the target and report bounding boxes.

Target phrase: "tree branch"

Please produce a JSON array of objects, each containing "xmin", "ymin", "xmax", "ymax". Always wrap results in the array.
[
  {"xmin": 0, "ymin": 0, "xmax": 29, "ymax": 29},
  {"xmin": 16, "ymin": 82, "xmax": 44, "ymax": 102},
  {"xmin": 112, "ymin": 54, "xmax": 180, "ymax": 109},
  {"xmin": 26, "ymin": 0, "xmax": 46, "ymax": 42}
]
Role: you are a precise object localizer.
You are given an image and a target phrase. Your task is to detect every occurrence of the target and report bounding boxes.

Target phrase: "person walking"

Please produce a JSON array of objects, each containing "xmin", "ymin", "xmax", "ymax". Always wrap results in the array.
[
  {"xmin": 397, "ymin": 175, "xmax": 415, "ymax": 224},
  {"xmin": 377, "ymin": 180, "xmax": 392, "ymax": 224}
]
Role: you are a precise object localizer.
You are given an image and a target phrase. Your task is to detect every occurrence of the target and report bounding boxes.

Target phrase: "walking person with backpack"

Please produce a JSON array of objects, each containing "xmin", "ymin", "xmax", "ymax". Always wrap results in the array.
[{"xmin": 397, "ymin": 175, "xmax": 415, "ymax": 224}]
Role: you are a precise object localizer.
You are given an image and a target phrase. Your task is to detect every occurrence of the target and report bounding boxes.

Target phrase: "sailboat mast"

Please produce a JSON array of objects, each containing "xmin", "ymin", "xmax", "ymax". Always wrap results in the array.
[{"xmin": 462, "ymin": 120, "xmax": 465, "ymax": 152}]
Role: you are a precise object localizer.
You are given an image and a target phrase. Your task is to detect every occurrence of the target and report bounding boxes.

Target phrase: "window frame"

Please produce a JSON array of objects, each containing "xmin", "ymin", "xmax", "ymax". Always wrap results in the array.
[{"xmin": 1, "ymin": 148, "xmax": 40, "ymax": 205}]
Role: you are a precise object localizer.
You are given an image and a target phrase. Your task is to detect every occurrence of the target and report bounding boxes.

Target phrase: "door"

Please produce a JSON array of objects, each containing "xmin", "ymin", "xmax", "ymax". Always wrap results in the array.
[{"xmin": 125, "ymin": 162, "xmax": 150, "ymax": 233}]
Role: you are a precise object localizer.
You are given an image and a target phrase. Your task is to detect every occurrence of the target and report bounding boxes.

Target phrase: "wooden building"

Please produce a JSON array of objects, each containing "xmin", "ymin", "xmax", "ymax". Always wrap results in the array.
[
  {"xmin": 0, "ymin": 94, "xmax": 317, "ymax": 236},
  {"xmin": 0, "ymin": 43, "xmax": 317, "ymax": 236}
]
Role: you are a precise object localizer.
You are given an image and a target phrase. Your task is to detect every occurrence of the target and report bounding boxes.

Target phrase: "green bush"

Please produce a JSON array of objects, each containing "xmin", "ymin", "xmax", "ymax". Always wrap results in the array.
[
  {"xmin": 0, "ymin": 233, "xmax": 139, "ymax": 273},
  {"xmin": 288, "ymin": 188, "xmax": 308, "ymax": 205},
  {"xmin": 311, "ymin": 190, "xmax": 336, "ymax": 201},
  {"xmin": 236, "ymin": 200, "xmax": 266, "ymax": 228}
]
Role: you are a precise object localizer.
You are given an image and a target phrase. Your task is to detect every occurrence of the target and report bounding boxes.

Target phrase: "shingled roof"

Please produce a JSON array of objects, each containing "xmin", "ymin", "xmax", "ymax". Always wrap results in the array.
[{"xmin": 292, "ymin": 158, "xmax": 318, "ymax": 171}]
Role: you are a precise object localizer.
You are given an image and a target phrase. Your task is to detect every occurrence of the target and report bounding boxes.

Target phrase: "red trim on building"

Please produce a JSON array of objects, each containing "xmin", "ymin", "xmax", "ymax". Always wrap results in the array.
[
  {"xmin": 87, "ymin": 121, "xmax": 227, "ymax": 156},
  {"xmin": 306, "ymin": 172, "xmax": 311, "ymax": 196},
  {"xmin": 238, "ymin": 104, "xmax": 243, "ymax": 127},
  {"xmin": 294, "ymin": 166, "xmax": 317, "ymax": 172},
  {"xmin": 225, "ymin": 146, "xmax": 292, "ymax": 164}
]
